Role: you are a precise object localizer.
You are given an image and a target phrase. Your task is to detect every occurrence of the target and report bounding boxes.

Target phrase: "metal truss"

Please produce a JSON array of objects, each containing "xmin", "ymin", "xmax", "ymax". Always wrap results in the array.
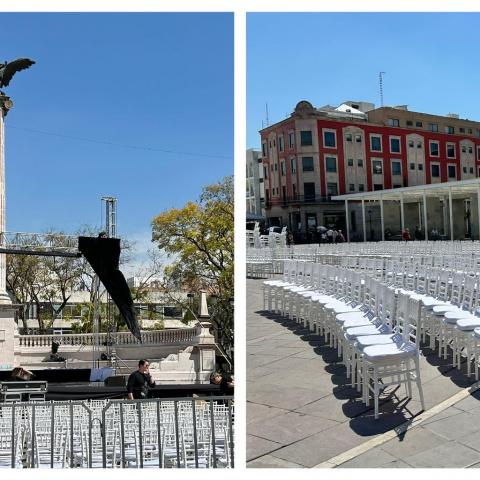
[{"xmin": 0, "ymin": 232, "xmax": 80, "ymax": 257}]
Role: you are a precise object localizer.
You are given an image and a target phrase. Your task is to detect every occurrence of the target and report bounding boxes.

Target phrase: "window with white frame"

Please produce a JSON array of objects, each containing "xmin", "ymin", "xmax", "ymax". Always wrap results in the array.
[
  {"xmin": 325, "ymin": 156, "xmax": 337, "ymax": 172},
  {"xmin": 448, "ymin": 164, "xmax": 456, "ymax": 178},
  {"xmin": 370, "ymin": 135, "xmax": 382, "ymax": 152},
  {"xmin": 327, "ymin": 182, "xmax": 338, "ymax": 196},
  {"xmin": 323, "ymin": 130, "xmax": 336, "ymax": 148},
  {"xmin": 431, "ymin": 164, "xmax": 440, "ymax": 178},
  {"xmin": 302, "ymin": 157, "xmax": 314, "ymax": 172},
  {"xmin": 429, "ymin": 141, "xmax": 439, "ymax": 156},
  {"xmin": 290, "ymin": 157, "xmax": 297, "ymax": 173},
  {"xmin": 300, "ymin": 130, "xmax": 313, "ymax": 146},
  {"xmin": 446, "ymin": 143, "xmax": 456, "ymax": 158},
  {"xmin": 372, "ymin": 159, "xmax": 383, "ymax": 174},
  {"xmin": 279, "ymin": 136, "xmax": 284, "ymax": 152},
  {"xmin": 288, "ymin": 131, "xmax": 295, "ymax": 148},
  {"xmin": 392, "ymin": 160, "xmax": 401, "ymax": 175},
  {"xmin": 390, "ymin": 137, "xmax": 401, "ymax": 153}
]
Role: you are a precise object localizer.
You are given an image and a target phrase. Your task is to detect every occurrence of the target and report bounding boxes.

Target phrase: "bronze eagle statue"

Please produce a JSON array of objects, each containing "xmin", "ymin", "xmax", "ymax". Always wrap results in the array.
[{"xmin": 0, "ymin": 58, "xmax": 35, "ymax": 88}]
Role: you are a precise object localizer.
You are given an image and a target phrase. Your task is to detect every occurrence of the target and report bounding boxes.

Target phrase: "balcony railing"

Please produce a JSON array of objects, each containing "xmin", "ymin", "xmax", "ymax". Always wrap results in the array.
[
  {"xmin": 19, "ymin": 327, "xmax": 199, "ymax": 348},
  {"xmin": 265, "ymin": 194, "xmax": 341, "ymax": 208}
]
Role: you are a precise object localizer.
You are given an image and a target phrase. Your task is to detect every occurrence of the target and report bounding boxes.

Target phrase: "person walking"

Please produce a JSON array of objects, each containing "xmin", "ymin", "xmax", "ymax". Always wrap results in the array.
[
  {"xmin": 402, "ymin": 227, "xmax": 411, "ymax": 242},
  {"xmin": 326, "ymin": 228, "xmax": 334, "ymax": 243},
  {"xmin": 127, "ymin": 359, "xmax": 156, "ymax": 400}
]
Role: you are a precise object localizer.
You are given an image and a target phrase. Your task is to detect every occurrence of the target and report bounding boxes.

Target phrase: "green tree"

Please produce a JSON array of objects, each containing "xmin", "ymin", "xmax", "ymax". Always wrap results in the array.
[{"xmin": 151, "ymin": 176, "xmax": 234, "ymax": 364}]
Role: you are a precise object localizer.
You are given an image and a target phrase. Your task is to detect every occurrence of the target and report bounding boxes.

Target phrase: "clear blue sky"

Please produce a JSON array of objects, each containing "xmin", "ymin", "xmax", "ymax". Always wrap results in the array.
[
  {"xmin": 247, "ymin": 12, "xmax": 480, "ymax": 148},
  {"xmin": 1, "ymin": 13, "xmax": 233, "ymax": 255}
]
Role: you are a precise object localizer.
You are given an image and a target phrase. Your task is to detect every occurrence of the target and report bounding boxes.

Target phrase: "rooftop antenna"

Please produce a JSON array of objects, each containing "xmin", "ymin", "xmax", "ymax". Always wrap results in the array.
[
  {"xmin": 379, "ymin": 71, "xmax": 386, "ymax": 107},
  {"xmin": 265, "ymin": 102, "xmax": 269, "ymax": 127}
]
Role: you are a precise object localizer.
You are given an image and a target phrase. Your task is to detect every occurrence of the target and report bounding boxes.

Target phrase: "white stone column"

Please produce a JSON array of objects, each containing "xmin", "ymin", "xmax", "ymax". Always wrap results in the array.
[
  {"xmin": 361, "ymin": 199, "xmax": 366, "ymax": 242},
  {"xmin": 380, "ymin": 196, "xmax": 385, "ymax": 241},
  {"xmin": 449, "ymin": 188, "xmax": 454, "ymax": 241},
  {"xmin": 423, "ymin": 190, "xmax": 428, "ymax": 240},
  {"xmin": 345, "ymin": 199, "xmax": 350, "ymax": 242},
  {"xmin": 0, "ymin": 97, "xmax": 12, "ymax": 304}
]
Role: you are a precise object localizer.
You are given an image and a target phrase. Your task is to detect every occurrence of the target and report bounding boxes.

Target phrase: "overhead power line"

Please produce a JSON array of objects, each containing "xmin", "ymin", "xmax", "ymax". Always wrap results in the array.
[{"xmin": 7, "ymin": 125, "xmax": 232, "ymax": 160}]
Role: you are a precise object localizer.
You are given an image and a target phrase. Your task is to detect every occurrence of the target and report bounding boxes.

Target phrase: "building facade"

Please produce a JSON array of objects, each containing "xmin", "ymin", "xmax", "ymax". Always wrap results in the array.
[
  {"xmin": 246, "ymin": 148, "xmax": 265, "ymax": 219},
  {"xmin": 260, "ymin": 100, "xmax": 480, "ymax": 237}
]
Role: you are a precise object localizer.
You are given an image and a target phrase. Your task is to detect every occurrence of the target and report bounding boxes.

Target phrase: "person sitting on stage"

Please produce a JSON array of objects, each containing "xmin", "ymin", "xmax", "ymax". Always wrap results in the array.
[{"xmin": 127, "ymin": 359, "xmax": 155, "ymax": 400}]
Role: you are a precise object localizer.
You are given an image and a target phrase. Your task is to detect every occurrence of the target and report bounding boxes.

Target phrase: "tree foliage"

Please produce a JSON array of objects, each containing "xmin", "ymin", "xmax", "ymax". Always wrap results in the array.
[{"xmin": 151, "ymin": 176, "xmax": 234, "ymax": 364}]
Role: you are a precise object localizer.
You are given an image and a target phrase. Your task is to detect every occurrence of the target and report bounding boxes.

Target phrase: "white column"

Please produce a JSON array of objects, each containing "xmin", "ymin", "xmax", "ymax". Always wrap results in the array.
[
  {"xmin": 362, "ymin": 199, "xmax": 366, "ymax": 242},
  {"xmin": 423, "ymin": 191, "xmax": 428, "ymax": 240},
  {"xmin": 418, "ymin": 202, "xmax": 422, "ymax": 231},
  {"xmin": 345, "ymin": 199, "xmax": 350, "ymax": 243},
  {"xmin": 380, "ymin": 196, "xmax": 385, "ymax": 241},
  {"xmin": 477, "ymin": 186, "xmax": 480, "ymax": 241},
  {"xmin": 449, "ymin": 187, "xmax": 454, "ymax": 241},
  {"xmin": 400, "ymin": 193, "xmax": 405, "ymax": 233},
  {"xmin": 0, "ymin": 99, "xmax": 11, "ymax": 304}
]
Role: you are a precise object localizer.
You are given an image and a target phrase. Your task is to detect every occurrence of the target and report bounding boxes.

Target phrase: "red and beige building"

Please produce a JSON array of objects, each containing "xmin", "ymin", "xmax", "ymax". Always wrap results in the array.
[{"xmin": 260, "ymin": 100, "xmax": 480, "ymax": 235}]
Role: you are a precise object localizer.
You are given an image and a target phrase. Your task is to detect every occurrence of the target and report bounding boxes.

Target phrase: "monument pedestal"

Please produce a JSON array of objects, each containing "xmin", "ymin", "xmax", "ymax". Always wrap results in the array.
[{"xmin": 0, "ymin": 306, "xmax": 19, "ymax": 370}]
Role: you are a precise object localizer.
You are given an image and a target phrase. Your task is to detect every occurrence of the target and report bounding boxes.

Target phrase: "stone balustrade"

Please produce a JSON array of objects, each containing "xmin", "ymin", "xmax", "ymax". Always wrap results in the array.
[{"xmin": 18, "ymin": 327, "xmax": 199, "ymax": 348}]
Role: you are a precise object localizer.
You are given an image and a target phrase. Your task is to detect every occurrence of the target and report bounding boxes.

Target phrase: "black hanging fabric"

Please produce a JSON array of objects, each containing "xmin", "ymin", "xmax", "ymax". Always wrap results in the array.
[{"xmin": 78, "ymin": 236, "xmax": 142, "ymax": 342}]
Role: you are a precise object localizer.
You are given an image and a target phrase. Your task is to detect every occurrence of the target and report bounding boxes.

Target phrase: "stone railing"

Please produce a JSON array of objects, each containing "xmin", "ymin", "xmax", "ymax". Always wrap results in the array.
[{"xmin": 18, "ymin": 328, "xmax": 198, "ymax": 348}]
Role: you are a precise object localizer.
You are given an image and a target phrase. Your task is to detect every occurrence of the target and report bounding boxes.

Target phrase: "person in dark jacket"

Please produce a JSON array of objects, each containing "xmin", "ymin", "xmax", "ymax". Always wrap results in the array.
[
  {"xmin": 210, "ymin": 372, "xmax": 234, "ymax": 396},
  {"xmin": 127, "ymin": 359, "xmax": 155, "ymax": 399}
]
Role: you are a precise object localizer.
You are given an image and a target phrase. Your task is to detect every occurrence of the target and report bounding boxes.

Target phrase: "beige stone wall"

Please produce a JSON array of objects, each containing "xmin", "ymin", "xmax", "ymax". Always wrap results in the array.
[
  {"xmin": 342, "ymin": 125, "xmax": 367, "ymax": 192},
  {"xmin": 367, "ymin": 107, "xmax": 480, "ymax": 135}
]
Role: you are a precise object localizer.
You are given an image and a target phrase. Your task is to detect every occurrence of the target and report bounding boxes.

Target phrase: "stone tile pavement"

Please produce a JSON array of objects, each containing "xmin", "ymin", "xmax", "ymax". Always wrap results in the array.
[{"xmin": 246, "ymin": 278, "xmax": 480, "ymax": 468}]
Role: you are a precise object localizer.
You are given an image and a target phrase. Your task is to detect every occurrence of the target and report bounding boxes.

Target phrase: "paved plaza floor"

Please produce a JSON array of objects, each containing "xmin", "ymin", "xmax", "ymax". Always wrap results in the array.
[{"xmin": 246, "ymin": 278, "xmax": 480, "ymax": 468}]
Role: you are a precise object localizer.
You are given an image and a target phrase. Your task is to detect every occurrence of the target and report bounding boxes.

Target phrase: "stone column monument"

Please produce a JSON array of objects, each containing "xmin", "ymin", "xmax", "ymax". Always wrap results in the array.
[
  {"xmin": 0, "ymin": 95, "xmax": 12, "ymax": 304},
  {"xmin": 0, "ymin": 95, "xmax": 18, "ymax": 369}
]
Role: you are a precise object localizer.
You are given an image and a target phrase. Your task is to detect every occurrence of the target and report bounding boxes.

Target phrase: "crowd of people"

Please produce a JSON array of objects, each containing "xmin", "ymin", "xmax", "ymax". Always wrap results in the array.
[{"xmin": 401, "ymin": 226, "xmax": 442, "ymax": 241}]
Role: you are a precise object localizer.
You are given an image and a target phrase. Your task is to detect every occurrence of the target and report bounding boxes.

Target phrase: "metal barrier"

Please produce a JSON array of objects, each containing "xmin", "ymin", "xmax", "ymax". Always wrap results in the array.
[{"xmin": 0, "ymin": 396, "xmax": 234, "ymax": 468}]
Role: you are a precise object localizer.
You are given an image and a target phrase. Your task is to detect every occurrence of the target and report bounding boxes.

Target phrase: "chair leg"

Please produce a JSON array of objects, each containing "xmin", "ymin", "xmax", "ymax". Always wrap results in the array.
[
  {"xmin": 373, "ymin": 368, "xmax": 380, "ymax": 420},
  {"xmin": 414, "ymin": 355, "xmax": 425, "ymax": 411}
]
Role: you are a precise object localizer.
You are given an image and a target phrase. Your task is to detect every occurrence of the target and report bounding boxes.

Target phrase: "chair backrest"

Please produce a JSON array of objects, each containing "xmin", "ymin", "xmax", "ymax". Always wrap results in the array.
[
  {"xmin": 437, "ymin": 269, "xmax": 451, "ymax": 301},
  {"xmin": 295, "ymin": 261, "xmax": 306, "ymax": 285},
  {"xmin": 415, "ymin": 265, "xmax": 428, "ymax": 294},
  {"xmin": 377, "ymin": 284, "xmax": 396, "ymax": 328},
  {"xmin": 394, "ymin": 293, "xmax": 421, "ymax": 344},
  {"xmin": 461, "ymin": 274, "xmax": 476, "ymax": 312},
  {"xmin": 450, "ymin": 272, "xmax": 464, "ymax": 306},
  {"xmin": 303, "ymin": 261, "xmax": 314, "ymax": 285}
]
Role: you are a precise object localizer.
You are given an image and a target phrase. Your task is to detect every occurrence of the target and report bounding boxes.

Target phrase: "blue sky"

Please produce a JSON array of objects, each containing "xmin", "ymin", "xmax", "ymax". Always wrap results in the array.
[
  {"xmin": 1, "ymin": 13, "xmax": 233, "ymax": 265},
  {"xmin": 247, "ymin": 12, "xmax": 480, "ymax": 148}
]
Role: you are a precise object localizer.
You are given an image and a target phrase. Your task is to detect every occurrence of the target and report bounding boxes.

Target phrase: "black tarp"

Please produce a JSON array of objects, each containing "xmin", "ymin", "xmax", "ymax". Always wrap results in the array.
[
  {"xmin": 46, "ymin": 384, "xmax": 222, "ymax": 401},
  {"xmin": 0, "ymin": 368, "xmax": 91, "ymax": 383},
  {"xmin": 78, "ymin": 236, "xmax": 141, "ymax": 342}
]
